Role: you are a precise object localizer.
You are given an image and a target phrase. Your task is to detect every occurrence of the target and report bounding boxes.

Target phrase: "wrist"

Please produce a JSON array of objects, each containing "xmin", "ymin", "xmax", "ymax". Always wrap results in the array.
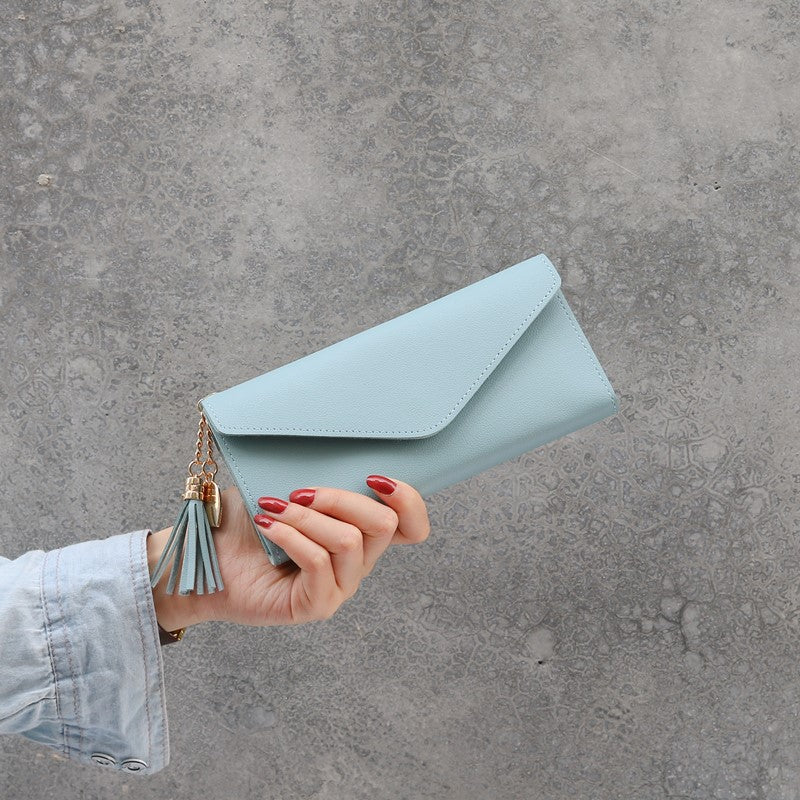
[{"xmin": 146, "ymin": 527, "xmax": 208, "ymax": 631}]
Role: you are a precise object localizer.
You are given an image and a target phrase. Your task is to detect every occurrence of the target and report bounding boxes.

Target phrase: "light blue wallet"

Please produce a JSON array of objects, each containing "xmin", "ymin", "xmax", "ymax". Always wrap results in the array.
[{"xmin": 199, "ymin": 253, "xmax": 619, "ymax": 567}]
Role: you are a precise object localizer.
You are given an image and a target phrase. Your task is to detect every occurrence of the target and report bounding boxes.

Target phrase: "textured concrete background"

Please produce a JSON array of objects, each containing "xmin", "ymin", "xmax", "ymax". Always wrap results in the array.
[{"xmin": 1, "ymin": 1, "xmax": 799, "ymax": 798}]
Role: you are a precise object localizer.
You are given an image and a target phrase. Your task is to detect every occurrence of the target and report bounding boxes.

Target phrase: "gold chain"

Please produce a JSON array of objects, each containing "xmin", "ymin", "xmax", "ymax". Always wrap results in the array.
[
  {"xmin": 187, "ymin": 412, "xmax": 209, "ymax": 477},
  {"xmin": 201, "ymin": 416, "xmax": 218, "ymax": 481}
]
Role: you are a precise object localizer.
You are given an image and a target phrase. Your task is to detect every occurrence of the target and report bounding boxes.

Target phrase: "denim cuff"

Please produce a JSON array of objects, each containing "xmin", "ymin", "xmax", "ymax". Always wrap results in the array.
[{"xmin": 40, "ymin": 528, "xmax": 170, "ymax": 775}]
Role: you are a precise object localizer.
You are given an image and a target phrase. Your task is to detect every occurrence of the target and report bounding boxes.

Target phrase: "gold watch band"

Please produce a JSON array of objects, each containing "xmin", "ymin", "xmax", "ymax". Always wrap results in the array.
[{"xmin": 157, "ymin": 623, "xmax": 186, "ymax": 645}]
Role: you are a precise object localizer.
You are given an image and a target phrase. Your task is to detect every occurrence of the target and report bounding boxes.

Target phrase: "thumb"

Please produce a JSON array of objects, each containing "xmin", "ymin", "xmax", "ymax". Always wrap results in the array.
[{"xmin": 365, "ymin": 474, "xmax": 431, "ymax": 545}]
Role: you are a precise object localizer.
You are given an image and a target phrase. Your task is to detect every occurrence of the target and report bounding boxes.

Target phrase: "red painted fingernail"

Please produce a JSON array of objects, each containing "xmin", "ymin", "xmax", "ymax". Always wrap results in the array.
[
  {"xmin": 289, "ymin": 488, "xmax": 315, "ymax": 506},
  {"xmin": 366, "ymin": 475, "xmax": 397, "ymax": 495},
  {"xmin": 254, "ymin": 514, "xmax": 274, "ymax": 528},
  {"xmin": 258, "ymin": 496, "xmax": 288, "ymax": 513}
]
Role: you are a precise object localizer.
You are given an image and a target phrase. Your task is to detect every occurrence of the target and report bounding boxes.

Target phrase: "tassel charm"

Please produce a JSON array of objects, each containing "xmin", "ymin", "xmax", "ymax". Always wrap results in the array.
[{"xmin": 149, "ymin": 410, "xmax": 225, "ymax": 596}]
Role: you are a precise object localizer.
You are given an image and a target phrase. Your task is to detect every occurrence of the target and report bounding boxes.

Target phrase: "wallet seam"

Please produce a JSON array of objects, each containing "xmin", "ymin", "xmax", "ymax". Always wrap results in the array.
[
  {"xmin": 206, "ymin": 260, "xmax": 560, "ymax": 437},
  {"xmin": 207, "ymin": 416, "xmax": 277, "ymax": 560},
  {"xmin": 553, "ymin": 290, "xmax": 619, "ymax": 414}
]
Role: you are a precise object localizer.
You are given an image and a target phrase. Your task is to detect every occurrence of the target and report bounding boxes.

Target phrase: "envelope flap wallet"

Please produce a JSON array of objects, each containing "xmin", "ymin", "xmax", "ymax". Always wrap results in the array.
[{"xmin": 200, "ymin": 253, "xmax": 561, "ymax": 440}]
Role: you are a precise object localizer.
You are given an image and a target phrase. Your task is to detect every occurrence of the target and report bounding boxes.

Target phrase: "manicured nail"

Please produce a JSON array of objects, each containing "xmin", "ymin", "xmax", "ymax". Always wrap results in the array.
[
  {"xmin": 253, "ymin": 514, "xmax": 274, "ymax": 528},
  {"xmin": 258, "ymin": 496, "xmax": 288, "ymax": 513},
  {"xmin": 366, "ymin": 475, "xmax": 397, "ymax": 495},
  {"xmin": 289, "ymin": 488, "xmax": 315, "ymax": 506}
]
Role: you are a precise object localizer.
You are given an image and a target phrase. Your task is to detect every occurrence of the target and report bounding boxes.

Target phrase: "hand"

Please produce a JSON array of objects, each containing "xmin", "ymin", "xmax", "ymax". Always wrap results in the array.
[{"xmin": 148, "ymin": 476, "xmax": 431, "ymax": 631}]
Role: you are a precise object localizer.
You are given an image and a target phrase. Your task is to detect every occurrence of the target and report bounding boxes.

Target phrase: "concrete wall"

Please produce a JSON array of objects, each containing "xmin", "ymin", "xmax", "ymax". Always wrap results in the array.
[{"xmin": 2, "ymin": 1, "xmax": 799, "ymax": 797}]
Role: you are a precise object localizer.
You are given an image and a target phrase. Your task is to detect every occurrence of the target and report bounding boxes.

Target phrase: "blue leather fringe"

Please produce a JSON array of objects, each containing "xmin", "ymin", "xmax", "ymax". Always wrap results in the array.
[{"xmin": 149, "ymin": 499, "xmax": 224, "ymax": 595}]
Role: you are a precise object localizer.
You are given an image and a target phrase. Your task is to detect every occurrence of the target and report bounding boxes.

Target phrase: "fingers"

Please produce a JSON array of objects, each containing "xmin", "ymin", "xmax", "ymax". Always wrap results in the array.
[
  {"xmin": 250, "ymin": 477, "xmax": 431, "ymax": 621},
  {"xmin": 254, "ymin": 496, "xmax": 364, "ymax": 596},
  {"xmin": 294, "ymin": 476, "xmax": 431, "ymax": 572},
  {"xmin": 290, "ymin": 484, "xmax": 403, "ymax": 573},
  {"xmin": 252, "ymin": 515, "xmax": 349, "ymax": 623}
]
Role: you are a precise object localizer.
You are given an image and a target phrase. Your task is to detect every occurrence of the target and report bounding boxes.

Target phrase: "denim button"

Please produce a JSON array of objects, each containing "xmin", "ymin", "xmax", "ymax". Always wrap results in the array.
[
  {"xmin": 90, "ymin": 752, "xmax": 117, "ymax": 767},
  {"xmin": 120, "ymin": 758, "xmax": 149, "ymax": 772}
]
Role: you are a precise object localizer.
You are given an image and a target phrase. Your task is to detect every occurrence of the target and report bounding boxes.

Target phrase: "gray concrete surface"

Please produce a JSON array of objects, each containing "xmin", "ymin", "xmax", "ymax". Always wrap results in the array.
[{"xmin": 2, "ymin": 1, "xmax": 799, "ymax": 798}]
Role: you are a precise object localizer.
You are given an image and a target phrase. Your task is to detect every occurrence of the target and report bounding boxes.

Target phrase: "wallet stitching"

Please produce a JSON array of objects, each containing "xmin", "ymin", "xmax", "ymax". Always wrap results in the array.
[
  {"xmin": 553, "ymin": 291, "xmax": 619, "ymax": 413},
  {"xmin": 209, "ymin": 261, "xmax": 560, "ymax": 436}
]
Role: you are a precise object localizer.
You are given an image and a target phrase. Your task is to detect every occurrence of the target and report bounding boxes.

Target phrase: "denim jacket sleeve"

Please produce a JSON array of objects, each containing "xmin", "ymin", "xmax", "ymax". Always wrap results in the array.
[{"xmin": 0, "ymin": 528, "xmax": 170, "ymax": 775}]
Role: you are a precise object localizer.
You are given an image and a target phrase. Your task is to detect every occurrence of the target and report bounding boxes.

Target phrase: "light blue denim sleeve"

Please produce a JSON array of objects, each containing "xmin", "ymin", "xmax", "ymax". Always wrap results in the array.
[{"xmin": 0, "ymin": 528, "xmax": 170, "ymax": 775}]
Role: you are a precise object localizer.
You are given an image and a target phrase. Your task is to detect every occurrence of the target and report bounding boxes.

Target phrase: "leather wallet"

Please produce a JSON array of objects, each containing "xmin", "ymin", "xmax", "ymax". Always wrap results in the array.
[{"xmin": 199, "ymin": 253, "xmax": 619, "ymax": 567}]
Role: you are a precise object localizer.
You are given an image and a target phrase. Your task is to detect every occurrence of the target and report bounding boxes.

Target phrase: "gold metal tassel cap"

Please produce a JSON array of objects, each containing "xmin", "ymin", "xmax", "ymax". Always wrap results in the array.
[{"xmin": 181, "ymin": 474, "xmax": 204, "ymax": 501}]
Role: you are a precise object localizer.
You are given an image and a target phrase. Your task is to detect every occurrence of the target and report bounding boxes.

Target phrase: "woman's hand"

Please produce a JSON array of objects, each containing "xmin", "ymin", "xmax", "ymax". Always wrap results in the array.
[{"xmin": 148, "ymin": 476, "xmax": 431, "ymax": 631}]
